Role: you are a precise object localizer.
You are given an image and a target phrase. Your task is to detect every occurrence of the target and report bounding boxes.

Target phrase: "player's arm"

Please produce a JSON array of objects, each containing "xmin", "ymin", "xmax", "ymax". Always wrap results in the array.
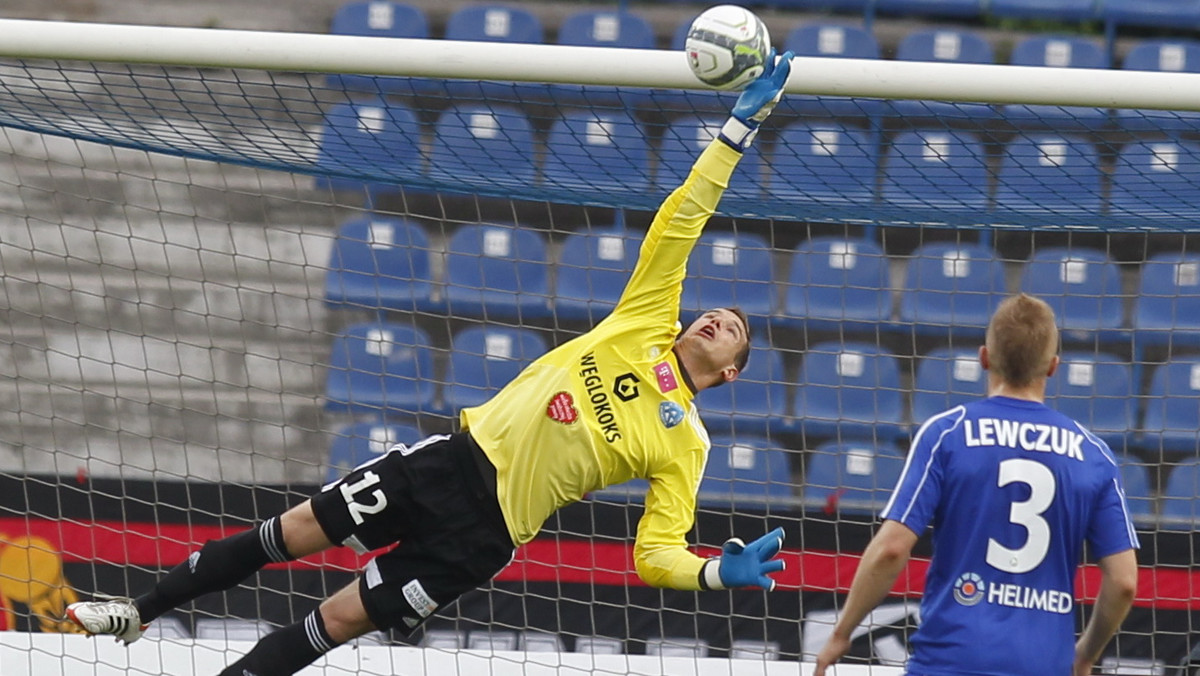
[
  {"xmin": 611, "ymin": 51, "xmax": 793, "ymax": 321},
  {"xmin": 1073, "ymin": 548, "xmax": 1138, "ymax": 676},
  {"xmin": 813, "ymin": 520, "xmax": 919, "ymax": 676}
]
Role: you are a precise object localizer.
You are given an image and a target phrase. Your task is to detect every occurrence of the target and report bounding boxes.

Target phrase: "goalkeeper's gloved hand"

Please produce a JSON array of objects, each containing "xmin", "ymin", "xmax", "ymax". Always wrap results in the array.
[
  {"xmin": 719, "ymin": 49, "xmax": 795, "ymax": 152},
  {"xmin": 701, "ymin": 527, "xmax": 786, "ymax": 591}
]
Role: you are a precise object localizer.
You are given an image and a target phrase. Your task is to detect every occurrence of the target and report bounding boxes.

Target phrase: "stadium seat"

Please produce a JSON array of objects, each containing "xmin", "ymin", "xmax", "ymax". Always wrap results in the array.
[
  {"xmin": 1046, "ymin": 352, "xmax": 1135, "ymax": 450},
  {"xmin": 442, "ymin": 224, "xmax": 551, "ymax": 321},
  {"xmin": 421, "ymin": 629, "xmax": 466, "ymax": 649},
  {"xmin": 794, "ymin": 342, "xmax": 907, "ymax": 441},
  {"xmin": 194, "ymin": 618, "xmax": 270, "ymax": 641},
  {"xmin": 779, "ymin": 236, "xmax": 892, "ymax": 334},
  {"xmin": 326, "ymin": 2, "xmax": 430, "ymax": 94},
  {"xmin": 520, "ymin": 632, "xmax": 565, "ymax": 653},
  {"xmin": 650, "ymin": 19, "xmax": 739, "ymax": 116},
  {"xmin": 875, "ymin": 0, "xmax": 982, "ymax": 18},
  {"xmin": 1161, "ymin": 459, "xmax": 1200, "ymax": 529},
  {"xmin": 882, "ymin": 130, "xmax": 989, "ymax": 209},
  {"xmin": 899, "ymin": 242, "xmax": 1006, "ymax": 337},
  {"xmin": 324, "ymin": 216, "xmax": 438, "ymax": 313},
  {"xmin": 429, "ymin": 105, "xmax": 535, "ymax": 188},
  {"xmin": 468, "ymin": 631, "xmax": 518, "ymax": 651},
  {"xmin": 994, "ymin": 135, "xmax": 1102, "ymax": 215},
  {"xmin": 730, "ymin": 640, "xmax": 782, "ymax": 661},
  {"xmin": 911, "ymin": 348, "xmax": 987, "ymax": 423},
  {"xmin": 1140, "ymin": 359, "xmax": 1200, "ymax": 455},
  {"xmin": 1134, "ymin": 253, "xmax": 1200, "ymax": 348},
  {"xmin": 1018, "ymin": 247, "xmax": 1125, "ymax": 343},
  {"xmin": 646, "ymin": 637, "xmax": 711, "ymax": 658},
  {"xmin": 443, "ymin": 325, "xmax": 547, "ymax": 411},
  {"xmin": 779, "ymin": 24, "xmax": 886, "ymax": 119},
  {"xmin": 574, "ymin": 636, "xmax": 624, "ymax": 654},
  {"xmin": 441, "ymin": 6, "xmax": 546, "ymax": 101},
  {"xmin": 543, "ymin": 111, "xmax": 650, "ymax": 194},
  {"xmin": 888, "ymin": 31, "xmax": 997, "ymax": 120},
  {"xmin": 1110, "ymin": 140, "xmax": 1200, "ymax": 219},
  {"xmin": 1116, "ymin": 454, "xmax": 1154, "ymax": 523},
  {"xmin": 989, "ymin": 0, "xmax": 1097, "ymax": 21},
  {"xmin": 767, "ymin": 123, "xmax": 878, "ymax": 205},
  {"xmin": 553, "ymin": 226, "xmax": 639, "ymax": 324},
  {"xmin": 680, "ymin": 232, "xmax": 775, "ymax": 329},
  {"xmin": 695, "ymin": 342, "xmax": 788, "ymax": 435},
  {"xmin": 141, "ymin": 615, "xmax": 191, "ymax": 640},
  {"xmin": 550, "ymin": 10, "xmax": 656, "ymax": 108},
  {"xmin": 326, "ymin": 420, "xmax": 421, "ymax": 482},
  {"xmin": 1103, "ymin": 0, "xmax": 1200, "ymax": 29},
  {"xmin": 324, "ymin": 321, "xmax": 436, "ymax": 416},
  {"xmin": 803, "ymin": 440, "xmax": 906, "ymax": 516},
  {"xmin": 316, "ymin": 100, "xmax": 421, "ymax": 192},
  {"xmin": 1001, "ymin": 37, "xmax": 1109, "ymax": 130},
  {"xmin": 1116, "ymin": 40, "xmax": 1200, "ymax": 131},
  {"xmin": 697, "ymin": 434, "xmax": 795, "ymax": 508},
  {"xmin": 655, "ymin": 115, "xmax": 762, "ymax": 199}
]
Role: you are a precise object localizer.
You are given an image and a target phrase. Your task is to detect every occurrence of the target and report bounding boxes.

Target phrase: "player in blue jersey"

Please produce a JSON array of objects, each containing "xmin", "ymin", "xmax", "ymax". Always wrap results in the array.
[{"xmin": 815, "ymin": 294, "xmax": 1139, "ymax": 676}]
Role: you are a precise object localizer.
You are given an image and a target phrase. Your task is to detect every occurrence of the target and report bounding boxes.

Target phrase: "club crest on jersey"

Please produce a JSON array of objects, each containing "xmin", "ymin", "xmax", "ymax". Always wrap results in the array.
[
  {"xmin": 953, "ymin": 572, "xmax": 986, "ymax": 606},
  {"xmin": 659, "ymin": 401, "xmax": 685, "ymax": 428},
  {"xmin": 547, "ymin": 391, "xmax": 579, "ymax": 424},
  {"xmin": 654, "ymin": 361, "xmax": 679, "ymax": 393}
]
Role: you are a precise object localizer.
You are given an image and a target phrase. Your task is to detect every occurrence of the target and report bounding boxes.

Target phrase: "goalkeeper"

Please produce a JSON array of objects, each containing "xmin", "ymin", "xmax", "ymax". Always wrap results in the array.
[{"xmin": 66, "ymin": 51, "xmax": 795, "ymax": 676}]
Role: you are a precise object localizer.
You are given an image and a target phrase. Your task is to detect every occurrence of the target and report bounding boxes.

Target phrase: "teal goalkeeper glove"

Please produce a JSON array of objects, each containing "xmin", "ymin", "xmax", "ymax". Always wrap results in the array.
[
  {"xmin": 700, "ymin": 527, "xmax": 786, "ymax": 591},
  {"xmin": 719, "ymin": 49, "xmax": 794, "ymax": 152}
]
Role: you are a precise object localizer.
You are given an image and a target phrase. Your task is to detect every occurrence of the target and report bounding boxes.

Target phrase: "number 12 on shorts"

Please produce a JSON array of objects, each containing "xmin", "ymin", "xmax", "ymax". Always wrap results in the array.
[{"xmin": 340, "ymin": 470, "xmax": 389, "ymax": 525}]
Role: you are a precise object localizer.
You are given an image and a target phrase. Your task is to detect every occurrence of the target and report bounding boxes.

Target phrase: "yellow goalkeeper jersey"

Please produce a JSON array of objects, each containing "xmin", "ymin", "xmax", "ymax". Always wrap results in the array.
[{"xmin": 460, "ymin": 139, "xmax": 742, "ymax": 591}]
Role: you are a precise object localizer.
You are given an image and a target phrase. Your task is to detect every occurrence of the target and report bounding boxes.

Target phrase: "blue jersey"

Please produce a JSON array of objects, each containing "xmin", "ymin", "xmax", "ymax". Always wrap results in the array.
[{"xmin": 883, "ymin": 396, "xmax": 1139, "ymax": 676}]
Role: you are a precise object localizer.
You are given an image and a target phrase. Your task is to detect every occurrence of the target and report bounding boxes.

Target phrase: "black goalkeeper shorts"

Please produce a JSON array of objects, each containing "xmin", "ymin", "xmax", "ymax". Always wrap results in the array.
[{"xmin": 310, "ymin": 431, "xmax": 515, "ymax": 634}]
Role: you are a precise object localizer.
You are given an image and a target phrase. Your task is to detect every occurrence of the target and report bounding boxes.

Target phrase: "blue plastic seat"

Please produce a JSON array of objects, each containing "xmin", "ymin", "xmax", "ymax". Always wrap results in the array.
[
  {"xmin": 889, "ymin": 30, "xmax": 996, "ymax": 120},
  {"xmin": 697, "ymin": 435, "xmax": 795, "ymax": 508},
  {"xmin": 994, "ymin": 135, "xmax": 1102, "ymax": 215},
  {"xmin": 989, "ymin": 0, "xmax": 1097, "ymax": 21},
  {"xmin": 1110, "ymin": 140, "xmax": 1200, "ymax": 219},
  {"xmin": 1141, "ymin": 359, "xmax": 1200, "ymax": 455},
  {"xmin": 649, "ymin": 19, "xmax": 740, "ymax": 116},
  {"xmin": 656, "ymin": 115, "xmax": 762, "ymax": 199},
  {"xmin": 766, "ymin": 0, "xmax": 871, "ymax": 11},
  {"xmin": 1046, "ymin": 352, "xmax": 1135, "ymax": 450},
  {"xmin": 316, "ymin": 100, "xmax": 421, "ymax": 193},
  {"xmin": 324, "ymin": 216, "xmax": 438, "ymax": 313},
  {"xmin": 1134, "ymin": 253, "xmax": 1200, "ymax": 348},
  {"xmin": 550, "ymin": 10, "xmax": 655, "ymax": 108},
  {"xmin": 779, "ymin": 24, "xmax": 886, "ymax": 119},
  {"xmin": 553, "ymin": 226, "xmax": 639, "ymax": 324},
  {"xmin": 911, "ymin": 348, "xmax": 987, "ymax": 423},
  {"xmin": 680, "ymin": 233, "xmax": 775, "ymax": 329},
  {"xmin": 875, "ymin": 0, "xmax": 982, "ymax": 17},
  {"xmin": 794, "ymin": 342, "xmax": 907, "ymax": 441},
  {"xmin": 326, "ymin": 2, "xmax": 430, "ymax": 94},
  {"xmin": 1116, "ymin": 41, "xmax": 1200, "ymax": 131},
  {"xmin": 443, "ymin": 224, "xmax": 551, "ymax": 321},
  {"xmin": 695, "ymin": 342, "xmax": 788, "ymax": 436},
  {"xmin": 803, "ymin": 440, "xmax": 905, "ymax": 516},
  {"xmin": 543, "ymin": 111, "xmax": 650, "ymax": 194},
  {"xmin": 900, "ymin": 242, "xmax": 1006, "ymax": 337},
  {"xmin": 325, "ymin": 322, "xmax": 436, "ymax": 416},
  {"xmin": 1019, "ymin": 247, "xmax": 1125, "ymax": 343},
  {"xmin": 767, "ymin": 123, "xmax": 878, "ymax": 204},
  {"xmin": 443, "ymin": 326, "xmax": 547, "ymax": 411},
  {"xmin": 1103, "ymin": 0, "xmax": 1200, "ymax": 29},
  {"xmin": 429, "ymin": 105, "xmax": 535, "ymax": 189},
  {"xmin": 883, "ymin": 130, "xmax": 989, "ymax": 209},
  {"xmin": 1116, "ymin": 455, "xmax": 1154, "ymax": 523},
  {"xmin": 780, "ymin": 237, "xmax": 891, "ymax": 333},
  {"xmin": 441, "ymin": 6, "xmax": 546, "ymax": 101},
  {"xmin": 326, "ymin": 420, "xmax": 421, "ymax": 482},
  {"xmin": 1002, "ymin": 37, "xmax": 1108, "ymax": 130},
  {"xmin": 1161, "ymin": 460, "xmax": 1200, "ymax": 529}
]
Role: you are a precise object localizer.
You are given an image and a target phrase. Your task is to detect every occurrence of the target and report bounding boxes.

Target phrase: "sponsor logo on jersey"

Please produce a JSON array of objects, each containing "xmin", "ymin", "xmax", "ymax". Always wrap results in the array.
[
  {"xmin": 953, "ymin": 572, "xmax": 985, "ymax": 606},
  {"xmin": 660, "ymin": 401, "xmax": 685, "ymax": 428},
  {"xmin": 402, "ymin": 579, "xmax": 438, "ymax": 619},
  {"xmin": 963, "ymin": 418, "xmax": 1085, "ymax": 461},
  {"xmin": 613, "ymin": 373, "xmax": 640, "ymax": 402},
  {"xmin": 579, "ymin": 352, "xmax": 623, "ymax": 442},
  {"xmin": 654, "ymin": 361, "xmax": 679, "ymax": 393},
  {"xmin": 547, "ymin": 392, "xmax": 579, "ymax": 424}
]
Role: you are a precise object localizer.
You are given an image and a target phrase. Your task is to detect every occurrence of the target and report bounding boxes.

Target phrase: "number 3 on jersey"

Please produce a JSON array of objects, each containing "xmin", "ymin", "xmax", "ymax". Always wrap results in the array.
[
  {"xmin": 340, "ymin": 470, "xmax": 389, "ymax": 525},
  {"xmin": 986, "ymin": 458, "xmax": 1056, "ymax": 574}
]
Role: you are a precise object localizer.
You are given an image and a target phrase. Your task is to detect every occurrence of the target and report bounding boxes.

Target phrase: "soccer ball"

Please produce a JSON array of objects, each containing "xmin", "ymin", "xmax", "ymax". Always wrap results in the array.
[{"xmin": 684, "ymin": 5, "xmax": 771, "ymax": 91}]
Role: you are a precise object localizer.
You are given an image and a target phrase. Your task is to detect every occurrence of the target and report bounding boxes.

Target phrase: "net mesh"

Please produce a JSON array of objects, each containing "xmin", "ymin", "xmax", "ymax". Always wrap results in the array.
[{"xmin": 0, "ymin": 17, "xmax": 1197, "ymax": 676}]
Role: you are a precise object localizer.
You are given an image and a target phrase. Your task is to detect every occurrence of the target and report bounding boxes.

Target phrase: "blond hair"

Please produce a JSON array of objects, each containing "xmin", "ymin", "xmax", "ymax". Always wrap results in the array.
[{"xmin": 986, "ymin": 294, "xmax": 1059, "ymax": 387}]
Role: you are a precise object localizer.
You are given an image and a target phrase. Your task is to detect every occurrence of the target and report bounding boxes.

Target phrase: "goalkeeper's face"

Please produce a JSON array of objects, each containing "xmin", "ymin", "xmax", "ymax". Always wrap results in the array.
[{"xmin": 676, "ymin": 308, "xmax": 749, "ymax": 386}]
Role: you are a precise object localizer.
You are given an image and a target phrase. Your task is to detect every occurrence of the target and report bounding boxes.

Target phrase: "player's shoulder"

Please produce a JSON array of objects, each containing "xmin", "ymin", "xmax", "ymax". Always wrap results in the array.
[{"xmin": 911, "ymin": 404, "xmax": 969, "ymax": 446}]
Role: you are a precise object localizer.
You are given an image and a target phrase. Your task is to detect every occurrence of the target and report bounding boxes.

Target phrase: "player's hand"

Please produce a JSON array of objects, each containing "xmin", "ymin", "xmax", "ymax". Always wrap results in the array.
[
  {"xmin": 731, "ymin": 49, "xmax": 794, "ymax": 127},
  {"xmin": 716, "ymin": 527, "xmax": 785, "ymax": 590},
  {"xmin": 813, "ymin": 634, "xmax": 852, "ymax": 676}
]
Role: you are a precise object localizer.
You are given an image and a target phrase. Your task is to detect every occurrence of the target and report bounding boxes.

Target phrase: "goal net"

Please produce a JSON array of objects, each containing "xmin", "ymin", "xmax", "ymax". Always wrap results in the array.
[{"xmin": 0, "ymin": 13, "xmax": 1197, "ymax": 676}]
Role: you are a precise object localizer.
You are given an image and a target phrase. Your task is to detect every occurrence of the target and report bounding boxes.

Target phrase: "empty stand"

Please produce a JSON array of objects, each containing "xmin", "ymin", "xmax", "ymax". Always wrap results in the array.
[
  {"xmin": 1046, "ymin": 352, "xmax": 1135, "ymax": 450},
  {"xmin": 442, "ymin": 325, "xmax": 547, "ymax": 411},
  {"xmin": 645, "ymin": 637, "xmax": 710, "ymax": 658},
  {"xmin": 1134, "ymin": 253, "xmax": 1200, "ymax": 348},
  {"xmin": 1117, "ymin": 455, "xmax": 1155, "ymax": 523},
  {"xmin": 698, "ymin": 435, "xmax": 795, "ymax": 508},
  {"xmin": 324, "ymin": 216, "xmax": 438, "ymax": 313},
  {"xmin": 994, "ymin": 135, "xmax": 1102, "ymax": 214},
  {"xmin": 1140, "ymin": 359, "xmax": 1200, "ymax": 456},
  {"xmin": 656, "ymin": 115, "xmax": 762, "ymax": 199},
  {"xmin": 1161, "ymin": 460, "xmax": 1200, "ymax": 529},
  {"xmin": 899, "ymin": 242, "xmax": 1006, "ymax": 337},
  {"xmin": 768, "ymin": 123, "xmax": 879, "ymax": 204},
  {"xmin": 875, "ymin": 0, "xmax": 982, "ymax": 18},
  {"xmin": 803, "ymin": 440, "xmax": 906, "ymax": 515},
  {"xmin": 989, "ymin": 0, "xmax": 1096, "ymax": 22},
  {"xmin": 326, "ymin": 2, "xmax": 430, "ymax": 94},
  {"xmin": 1018, "ymin": 247, "xmax": 1125, "ymax": 343},
  {"xmin": 550, "ymin": 10, "xmax": 656, "ymax": 108},
  {"xmin": 680, "ymin": 232, "xmax": 775, "ymax": 328},
  {"xmin": 650, "ymin": 19, "xmax": 739, "ymax": 116},
  {"xmin": 542, "ymin": 111, "xmax": 650, "ymax": 194},
  {"xmin": 911, "ymin": 348, "xmax": 987, "ymax": 423},
  {"xmin": 553, "ymin": 226, "xmax": 639, "ymax": 323},
  {"xmin": 442, "ymin": 224, "xmax": 552, "ymax": 321},
  {"xmin": 1116, "ymin": 40, "xmax": 1200, "ymax": 131},
  {"xmin": 794, "ymin": 342, "xmax": 907, "ymax": 441},
  {"xmin": 695, "ymin": 342, "xmax": 788, "ymax": 436},
  {"xmin": 316, "ymin": 100, "xmax": 421, "ymax": 193},
  {"xmin": 194, "ymin": 619, "xmax": 271, "ymax": 642},
  {"xmin": 1110, "ymin": 139, "xmax": 1200, "ymax": 219},
  {"xmin": 326, "ymin": 420, "xmax": 420, "ymax": 482},
  {"xmin": 779, "ymin": 24, "xmax": 886, "ymax": 118},
  {"xmin": 1002, "ymin": 37, "xmax": 1109, "ymax": 130},
  {"xmin": 882, "ymin": 130, "xmax": 989, "ymax": 209},
  {"xmin": 324, "ymin": 322, "xmax": 436, "ymax": 416},
  {"xmin": 779, "ymin": 236, "xmax": 892, "ymax": 334},
  {"xmin": 889, "ymin": 31, "xmax": 997, "ymax": 120},
  {"xmin": 429, "ymin": 105, "xmax": 536, "ymax": 188},
  {"xmin": 1103, "ymin": 0, "xmax": 1200, "ymax": 29},
  {"xmin": 441, "ymin": 6, "xmax": 546, "ymax": 101}
]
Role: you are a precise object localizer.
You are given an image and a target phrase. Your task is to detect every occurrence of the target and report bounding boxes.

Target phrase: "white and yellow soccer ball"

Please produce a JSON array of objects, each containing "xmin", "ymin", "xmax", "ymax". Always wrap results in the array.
[{"xmin": 684, "ymin": 5, "xmax": 772, "ymax": 91}]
